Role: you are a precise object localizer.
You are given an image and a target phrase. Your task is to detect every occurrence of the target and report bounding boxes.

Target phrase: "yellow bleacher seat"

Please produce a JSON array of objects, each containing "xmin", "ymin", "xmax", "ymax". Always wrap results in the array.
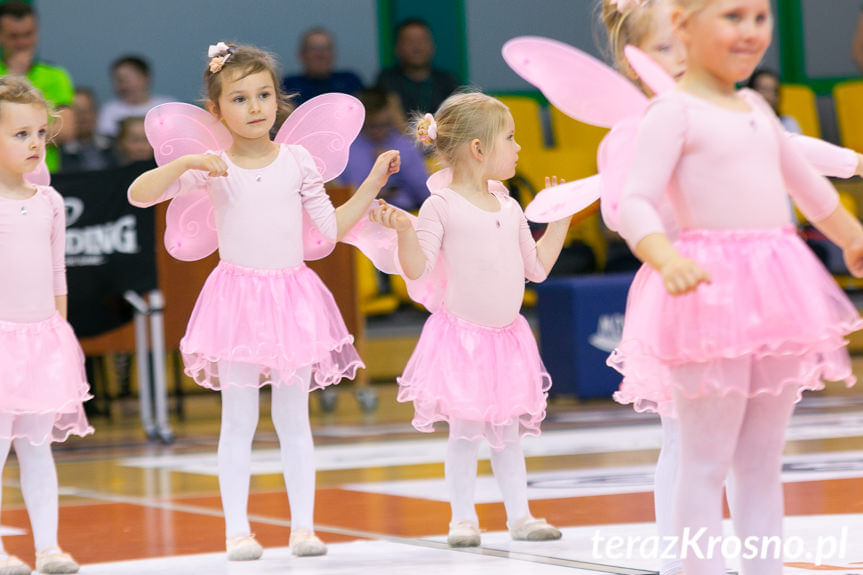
[
  {"xmin": 779, "ymin": 84, "xmax": 821, "ymax": 138},
  {"xmin": 549, "ymin": 106, "xmax": 608, "ymax": 156},
  {"xmin": 356, "ymin": 253, "xmax": 400, "ymax": 316},
  {"xmin": 833, "ymin": 80, "xmax": 863, "ymax": 151}
]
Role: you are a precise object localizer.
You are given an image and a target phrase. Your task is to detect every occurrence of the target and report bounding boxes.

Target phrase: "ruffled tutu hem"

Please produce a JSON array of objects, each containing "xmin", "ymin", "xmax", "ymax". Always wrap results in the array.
[
  {"xmin": 610, "ymin": 227, "xmax": 861, "ymax": 416},
  {"xmin": 0, "ymin": 314, "xmax": 93, "ymax": 444},
  {"xmin": 611, "ymin": 351, "xmax": 854, "ymax": 417},
  {"xmin": 397, "ymin": 308, "xmax": 550, "ymax": 449},
  {"xmin": 180, "ymin": 261, "xmax": 364, "ymax": 391}
]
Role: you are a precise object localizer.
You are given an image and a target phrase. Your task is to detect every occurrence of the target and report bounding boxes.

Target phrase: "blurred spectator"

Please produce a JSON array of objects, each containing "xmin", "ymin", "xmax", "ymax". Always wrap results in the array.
[
  {"xmin": 60, "ymin": 88, "xmax": 115, "ymax": 172},
  {"xmin": 376, "ymin": 19, "xmax": 459, "ymax": 117},
  {"xmin": 0, "ymin": 0, "xmax": 75, "ymax": 171},
  {"xmin": 282, "ymin": 27, "xmax": 363, "ymax": 105},
  {"xmin": 340, "ymin": 88, "xmax": 428, "ymax": 211},
  {"xmin": 97, "ymin": 55, "xmax": 172, "ymax": 138},
  {"xmin": 852, "ymin": 9, "xmax": 863, "ymax": 73},
  {"xmin": 746, "ymin": 68, "xmax": 802, "ymax": 134},
  {"xmin": 114, "ymin": 117, "xmax": 153, "ymax": 164}
]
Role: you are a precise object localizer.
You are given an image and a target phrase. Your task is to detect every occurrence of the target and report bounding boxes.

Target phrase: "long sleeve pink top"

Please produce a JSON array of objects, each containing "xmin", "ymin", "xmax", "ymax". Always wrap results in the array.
[
  {"xmin": 0, "ymin": 186, "xmax": 67, "ymax": 323},
  {"xmin": 619, "ymin": 90, "xmax": 840, "ymax": 247},
  {"xmin": 130, "ymin": 144, "xmax": 337, "ymax": 269},
  {"xmin": 788, "ymin": 133, "xmax": 858, "ymax": 179},
  {"xmin": 413, "ymin": 187, "xmax": 547, "ymax": 328}
]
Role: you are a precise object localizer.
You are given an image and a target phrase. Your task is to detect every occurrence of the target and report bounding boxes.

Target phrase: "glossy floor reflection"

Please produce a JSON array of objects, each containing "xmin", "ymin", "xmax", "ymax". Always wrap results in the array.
[{"xmin": 2, "ymin": 370, "xmax": 862, "ymax": 574}]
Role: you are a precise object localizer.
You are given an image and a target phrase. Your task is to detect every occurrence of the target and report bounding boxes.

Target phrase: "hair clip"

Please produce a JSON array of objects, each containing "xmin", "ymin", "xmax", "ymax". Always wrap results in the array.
[
  {"xmin": 208, "ymin": 42, "xmax": 232, "ymax": 73},
  {"xmin": 417, "ymin": 113, "xmax": 438, "ymax": 144},
  {"xmin": 610, "ymin": 0, "xmax": 648, "ymax": 10}
]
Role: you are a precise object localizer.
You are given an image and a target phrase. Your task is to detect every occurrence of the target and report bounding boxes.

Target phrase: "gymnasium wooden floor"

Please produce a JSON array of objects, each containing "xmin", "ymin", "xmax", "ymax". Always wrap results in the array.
[{"xmin": 3, "ymin": 355, "xmax": 863, "ymax": 574}]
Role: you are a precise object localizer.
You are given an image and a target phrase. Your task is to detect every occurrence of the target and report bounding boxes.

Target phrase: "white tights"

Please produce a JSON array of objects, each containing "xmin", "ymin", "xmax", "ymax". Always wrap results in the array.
[
  {"xmin": 217, "ymin": 361, "xmax": 316, "ymax": 538},
  {"xmin": 670, "ymin": 359, "xmax": 798, "ymax": 575},
  {"xmin": 0, "ymin": 414, "xmax": 60, "ymax": 554},
  {"xmin": 445, "ymin": 421, "xmax": 530, "ymax": 524}
]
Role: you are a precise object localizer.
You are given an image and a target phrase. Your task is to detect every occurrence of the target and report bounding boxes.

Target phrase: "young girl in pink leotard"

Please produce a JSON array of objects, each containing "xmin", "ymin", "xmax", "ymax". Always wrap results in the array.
[
  {"xmin": 610, "ymin": 1, "xmax": 863, "ymax": 573},
  {"xmin": 371, "ymin": 92, "xmax": 572, "ymax": 547},
  {"xmin": 129, "ymin": 43, "xmax": 399, "ymax": 561},
  {"xmin": 597, "ymin": 2, "xmax": 863, "ymax": 573},
  {"xmin": 0, "ymin": 76, "xmax": 91, "ymax": 575}
]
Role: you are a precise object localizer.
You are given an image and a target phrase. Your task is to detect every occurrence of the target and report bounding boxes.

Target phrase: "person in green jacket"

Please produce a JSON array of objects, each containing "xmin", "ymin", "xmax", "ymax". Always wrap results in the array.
[{"xmin": 0, "ymin": 1, "xmax": 74, "ymax": 172}]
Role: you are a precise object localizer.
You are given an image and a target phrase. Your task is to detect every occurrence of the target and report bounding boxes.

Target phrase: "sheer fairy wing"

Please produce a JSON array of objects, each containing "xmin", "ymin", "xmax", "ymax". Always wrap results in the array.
[
  {"xmin": 146, "ymin": 103, "xmax": 232, "ymax": 165},
  {"xmin": 24, "ymin": 160, "xmax": 50, "ymax": 186},
  {"xmin": 596, "ymin": 116, "xmax": 678, "ymax": 238},
  {"xmin": 144, "ymin": 103, "xmax": 231, "ymax": 261},
  {"xmin": 624, "ymin": 45, "xmax": 676, "ymax": 95},
  {"xmin": 274, "ymin": 93, "xmax": 364, "ymax": 182},
  {"xmin": 300, "ymin": 210, "xmax": 337, "ymax": 261},
  {"xmin": 596, "ymin": 116, "xmax": 639, "ymax": 232},
  {"xmin": 274, "ymin": 93, "xmax": 364, "ymax": 261},
  {"xmin": 525, "ymin": 175, "xmax": 601, "ymax": 223},
  {"xmin": 163, "ymin": 187, "xmax": 219, "ymax": 261},
  {"xmin": 502, "ymin": 36, "xmax": 647, "ymax": 128},
  {"xmin": 342, "ymin": 212, "xmax": 405, "ymax": 275}
]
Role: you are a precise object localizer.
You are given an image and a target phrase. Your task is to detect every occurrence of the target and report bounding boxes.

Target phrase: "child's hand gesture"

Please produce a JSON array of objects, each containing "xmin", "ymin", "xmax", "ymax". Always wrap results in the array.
[
  {"xmin": 843, "ymin": 239, "xmax": 863, "ymax": 277},
  {"xmin": 369, "ymin": 199, "xmax": 412, "ymax": 232},
  {"xmin": 660, "ymin": 255, "xmax": 711, "ymax": 295},
  {"xmin": 184, "ymin": 153, "xmax": 228, "ymax": 177},
  {"xmin": 366, "ymin": 150, "xmax": 401, "ymax": 190}
]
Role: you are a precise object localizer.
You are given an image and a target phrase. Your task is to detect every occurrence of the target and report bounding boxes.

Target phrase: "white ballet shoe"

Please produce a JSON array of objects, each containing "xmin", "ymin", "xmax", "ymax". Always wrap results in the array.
[
  {"xmin": 289, "ymin": 528, "xmax": 327, "ymax": 556},
  {"xmin": 35, "ymin": 547, "xmax": 79, "ymax": 574},
  {"xmin": 507, "ymin": 516, "xmax": 562, "ymax": 541},
  {"xmin": 225, "ymin": 533, "xmax": 263, "ymax": 561},
  {"xmin": 0, "ymin": 554, "xmax": 32, "ymax": 575},
  {"xmin": 446, "ymin": 519, "xmax": 481, "ymax": 547}
]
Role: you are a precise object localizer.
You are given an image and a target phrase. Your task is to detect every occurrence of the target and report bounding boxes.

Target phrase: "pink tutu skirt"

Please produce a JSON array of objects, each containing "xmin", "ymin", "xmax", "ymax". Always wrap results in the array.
[
  {"xmin": 609, "ymin": 227, "xmax": 861, "ymax": 416},
  {"xmin": 180, "ymin": 261, "xmax": 363, "ymax": 390},
  {"xmin": 0, "ymin": 313, "xmax": 93, "ymax": 444},
  {"xmin": 397, "ymin": 307, "xmax": 551, "ymax": 449}
]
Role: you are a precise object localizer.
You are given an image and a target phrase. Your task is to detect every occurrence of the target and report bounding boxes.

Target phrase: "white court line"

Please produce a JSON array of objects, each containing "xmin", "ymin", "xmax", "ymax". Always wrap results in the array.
[
  {"xmin": 120, "ymin": 411, "xmax": 863, "ymax": 477},
  {"xmin": 341, "ymin": 450, "xmax": 863, "ymax": 501},
  {"xmin": 36, "ymin": 484, "xmax": 650, "ymax": 575},
  {"xmin": 73, "ymin": 516, "xmax": 863, "ymax": 575}
]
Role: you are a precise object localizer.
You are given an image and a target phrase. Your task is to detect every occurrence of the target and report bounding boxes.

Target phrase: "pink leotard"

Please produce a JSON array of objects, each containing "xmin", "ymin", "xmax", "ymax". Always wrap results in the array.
[
  {"xmin": 0, "ymin": 186, "xmax": 66, "ymax": 323},
  {"xmin": 412, "ymin": 187, "xmax": 547, "ymax": 328},
  {"xmin": 129, "ymin": 144, "xmax": 337, "ymax": 269},
  {"xmin": 620, "ymin": 90, "xmax": 838, "ymax": 244}
]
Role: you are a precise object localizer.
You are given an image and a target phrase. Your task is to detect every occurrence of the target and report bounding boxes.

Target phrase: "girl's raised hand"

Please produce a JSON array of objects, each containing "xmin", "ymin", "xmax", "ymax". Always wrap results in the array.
[
  {"xmin": 659, "ymin": 255, "xmax": 711, "ymax": 295},
  {"xmin": 367, "ymin": 150, "xmax": 401, "ymax": 190},
  {"xmin": 369, "ymin": 199, "xmax": 412, "ymax": 232},
  {"xmin": 545, "ymin": 175, "xmax": 565, "ymax": 188},
  {"xmin": 843, "ymin": 239, "xmax": 863, "ymax": 277},
  {"xmin": 184, "ymin": 153, "xmax": 228, "ymax": 177}
]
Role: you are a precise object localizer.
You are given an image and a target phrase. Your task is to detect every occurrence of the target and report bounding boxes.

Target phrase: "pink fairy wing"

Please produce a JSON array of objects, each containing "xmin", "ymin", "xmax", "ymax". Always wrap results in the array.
[
  {"xmin": 596, "ymin": 116, "xmax": 678, "ymax": 238},
  {"xmin": 401, "ymin": 249, "xmax": 447, "ymax": 313},
  {"xmin": 145, "ymin": 103, "xmax": 232, "ymax": 261},
  {"xmin": 525, "ymin": 175, "xmax": 601, "ymax": 223},
  {"xmin": 301, "ymin": 209, "xmax": 337, "ymax": 261},
  {"xmin": 24, "ymin": 160, "xmax": 50, "ymax": 186},
  {"xmin": 341, "ymin": 211, "xmax": 406, "ymax": 275},
  {"xmin": 275, "ymin": 93, "xmax": 365, "ymax": 261},
  {"xmin": 624, "ymin": 45, "xmax": 676, "ymax": 95},
  {"xmin": 596, "ymin": 116, "xmax": 640, "ymax": 232},
  {"xmin": 164, "ymin": 188, "xmax": 219, "ymax": 261},
  {"xmin": 274, "ymin": 93, "xmax": 364, "ymax": 182},
  {"xmin": 502, "ymin": 36, "xmax": 647, "ymax": 128},
  {"xmin": 146, "ymin": 103, "xmax": 232, "ymax": 165}
]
